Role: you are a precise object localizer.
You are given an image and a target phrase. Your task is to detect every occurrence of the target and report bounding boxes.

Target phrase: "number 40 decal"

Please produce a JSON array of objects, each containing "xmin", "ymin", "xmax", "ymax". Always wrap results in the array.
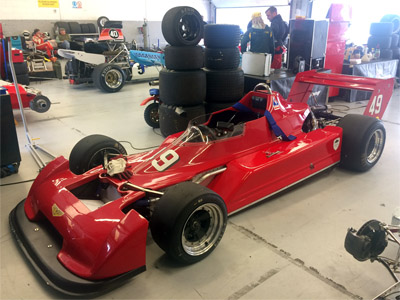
[
  {"xmin": 151, "ymin": 150, "xmax": 179, "ymax": 172},
  {"xmin": 369, "ymin": 94, "xmax": 383, "ymax": 116}
]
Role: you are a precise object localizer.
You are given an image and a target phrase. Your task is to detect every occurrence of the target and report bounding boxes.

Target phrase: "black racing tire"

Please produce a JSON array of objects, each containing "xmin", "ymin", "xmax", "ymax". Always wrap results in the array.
[
  {"xmin": 80, "ymin": 24, "xmax": 90, "ymax": 34},
  {"xmin": 392, "ymin": 47, "xmax": 400, "ymax": 59},
  {"xmin": 144, "ymin": 102, "xmax": 160, "ymax": 128},
  {"xmin": 337, "ymin": 114, "xmax": 386, "ymax": 172},
  {"xmin": 97, "ymin": 16, "xmax": 110, "ymax": 30},
  {"xmin": 161, "ymin": 6, "xmax": 204, "ymax": 46},
  {"xmin": 29, "ymin": 95, "xmax": 51, "ymax": 113},
  {"xmin": 159, "ymin": 103, "xmax": 206, "ymax": 137},
  {"xmin": 92, "ymin": 63, "xmax": 126, "ymax": 93},
  {"xmin": 69, "ymin": 134, "xmax": 127, "ymax": 175},
  {"xmin": 15, "ymin": 74, "xmax": 30, "ymax": 85},
  {"xmin": 356, "ymin": 220, "xmax": 388, "ymax": 259},
  {"xmin": 204, "ymin": 47, "xmax": 240, "ymax": 70},
  {"xmin": 391, "ymin": 34, "xmax": 399, "ymax": 48},
  {"xmin": 380, "ymin": 48, "xmax": 393, "ymax": 59},
  {"xmin": 370, "ymin": 22, "xmax": 393, "ymax": 36},
  {"xmin": 205, "ymin": 101, "xmax": 237, "ymax": 114},
  {"xmin": 205, "ymin": 68, "xmax": 244, "ymax": 103},
  {"xmin": 204, "ymin": 24, "xmax": 241, "ymax": 48},
  {"xmin": 164, "ymin": 45, "xmax": 204, "ymax": 70},
  {"xmin": 367, "ymin": 35, "xmax": 392, "ymax": 50},
  {"xmin": 87, "ymin": 23, "xmax": 97, "ymax": 33},
  {"xmin": 150, "ymin": 182, "xmax": 227, "ymax": 264},
  {"xmin": 54, "ymin": 22, "xmax": 71, "ymax": 34},
  {"xmin": 68, "ymin": 22, "xmax": 82, "ymax": 34},
  {"xmin": 7, "ymin": 62, "xmax": 28, "ymax": 75},
  {"xmin": 159, "ymin": 68, "xmax": 206, "ymax": 106},
  {"xmin": 381, "ymin": 14, "xmax": 400, "ymax": 34}
]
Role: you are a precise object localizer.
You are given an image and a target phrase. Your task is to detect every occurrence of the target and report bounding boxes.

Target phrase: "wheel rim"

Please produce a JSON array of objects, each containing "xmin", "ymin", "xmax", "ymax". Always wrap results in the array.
[
  {"xmin": 178, "ymin": 15, "xmax": 201, "ymax": 43},
  {"xmin": 150, "ymin": 107, "xmax": 159, "ymax": 124},
  {"xmin": 104, "ymin": 69, "xmax": 123, "ymax": 89},
  {"xmin": 87, "ymin": 147, "xmax": 121, "ymax": 170},
  {"xmin": 36, "ymin": 99, "xmax": 48, "ymax": 109},
  {"xmin": 366, "ymin": 129, "xmax": 384, "ymax": 164},
  {"xmin": 182, "ymin": 203, "xmax": 224, "ymax": 256}
]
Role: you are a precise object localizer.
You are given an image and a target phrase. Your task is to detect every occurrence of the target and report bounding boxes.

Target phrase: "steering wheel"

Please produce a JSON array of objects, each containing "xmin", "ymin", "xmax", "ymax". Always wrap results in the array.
[
  {"xmin": 197, "ymin": 125, "xmax": 217, "ymax": 141},
  {"xmin": 253, "ymin": 83, "xmax": 273, "ymax": 94}
]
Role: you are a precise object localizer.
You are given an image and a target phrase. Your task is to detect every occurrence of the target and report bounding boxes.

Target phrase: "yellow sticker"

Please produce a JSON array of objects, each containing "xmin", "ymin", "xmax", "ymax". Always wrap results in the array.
[{"xmin": 52, "ymin": 204, "xmax": 64, "ymax": 217}]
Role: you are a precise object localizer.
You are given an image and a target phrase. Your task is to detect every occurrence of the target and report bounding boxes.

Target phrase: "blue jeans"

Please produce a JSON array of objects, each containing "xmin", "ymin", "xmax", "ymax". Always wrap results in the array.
[{"xmin": 59, "ymin": 40, "xmax": 70, "ymax": 49}]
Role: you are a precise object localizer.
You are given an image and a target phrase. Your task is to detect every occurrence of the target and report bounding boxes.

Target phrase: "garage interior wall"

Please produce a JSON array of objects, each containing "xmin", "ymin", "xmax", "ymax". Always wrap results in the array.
[{"xmin": 0, "ymin": 0, "xmax": 212, "ymax": 48}]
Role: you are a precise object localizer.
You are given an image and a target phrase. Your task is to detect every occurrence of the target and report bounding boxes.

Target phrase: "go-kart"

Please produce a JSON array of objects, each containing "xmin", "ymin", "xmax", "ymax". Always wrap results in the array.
[
  {"xmin": 59, "ymin": 24, "xmax": 165, "ymax": 93},
  {"xmin": 0, "ymin": 80, "xmax": 51, "ymax": 113},
  {"xmin": 9, "ymin": 70, "xmax": 395, "ymax": 296}
]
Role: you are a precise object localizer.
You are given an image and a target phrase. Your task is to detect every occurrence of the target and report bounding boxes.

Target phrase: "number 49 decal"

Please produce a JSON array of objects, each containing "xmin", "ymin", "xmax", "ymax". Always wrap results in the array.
[
  {"xmin": 151, "ymin": 150, "xmax": 179, "ymax": 172},
  {"xmin": 369, "ymin": 94, "xmax": 383, "ymax": 116}
]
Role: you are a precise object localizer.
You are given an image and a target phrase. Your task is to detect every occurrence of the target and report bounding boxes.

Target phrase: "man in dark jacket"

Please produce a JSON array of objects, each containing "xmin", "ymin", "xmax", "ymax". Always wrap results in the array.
[
  {"xmin": 266, "ymin": 6, "xmax": 288, "ymax": 69},
  {"xmin": 241, "ymin": 12, "xmax": 275, "ymax": 55}
]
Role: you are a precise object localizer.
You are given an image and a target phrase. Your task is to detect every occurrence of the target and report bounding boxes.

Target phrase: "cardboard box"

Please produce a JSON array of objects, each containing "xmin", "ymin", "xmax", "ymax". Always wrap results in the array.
[{"xmin": 242, "ymin": 52, "xmax": 272, "ymax": 77}]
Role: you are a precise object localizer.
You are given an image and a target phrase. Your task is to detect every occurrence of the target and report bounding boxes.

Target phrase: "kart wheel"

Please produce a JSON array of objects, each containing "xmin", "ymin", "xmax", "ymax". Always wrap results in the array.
[
  {"xmin": 69, "ymin": 134, "xmax": 127, "ymax": 175},
  {"xmin": 92, "ymin": 63, "xmax": 126, "ymax": 93},
  {"xmin": 162, "ymin": 6, "xmax": 204, "ymax": 46},
  {"xmin": 164, "ymin": 45, "xmax": 204, "ymax": 70},
  {"xmin": 29, "ymin": 95, "xmax": 51, "ymax": 113},
  {"xmin": 338, "ymin": 114, "xmax": 386, "ymax": 172},
  {"xmin": 150, "ymin": 182, "xmax": 227, "ymax": 264},
  {"xmin": 204, "ymin": 24, "xmax": 241, "ymax": 48},
  {"xmin": 144, "ymin": 102, "xmax": 160, "ymax": 128}
]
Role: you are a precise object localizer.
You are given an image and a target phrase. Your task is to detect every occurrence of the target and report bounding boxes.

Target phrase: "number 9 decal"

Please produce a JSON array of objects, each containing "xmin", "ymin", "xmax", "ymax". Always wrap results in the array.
[{"xmin": 152, "ymin": 149, "xmax": 179, "ymax": 172}]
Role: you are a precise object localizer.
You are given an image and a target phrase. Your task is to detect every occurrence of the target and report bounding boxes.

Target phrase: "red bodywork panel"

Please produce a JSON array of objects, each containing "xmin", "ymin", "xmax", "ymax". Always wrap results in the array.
[
  {"xmin": 22, "ymin": 70, "xmax": 394, "ymax": 281},
  {"xmin": 1, "ymin": 82, "xmax": 37, "ymax": 109}
]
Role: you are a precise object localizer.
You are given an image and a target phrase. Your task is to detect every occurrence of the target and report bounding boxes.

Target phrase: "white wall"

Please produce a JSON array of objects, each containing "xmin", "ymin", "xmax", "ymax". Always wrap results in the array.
[{"xmin": 0, "ymin": 0, "xmax": 211, "ymax": 21}]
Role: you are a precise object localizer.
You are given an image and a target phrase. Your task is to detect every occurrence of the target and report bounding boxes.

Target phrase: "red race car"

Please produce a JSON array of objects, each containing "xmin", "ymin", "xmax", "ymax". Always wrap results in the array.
[
  {"xmin": 9, "ymin": 70, "xmax": 394, "ymax": 296},
  {"xmin": 1, "ymin": 80, "xmax": 51, "ymax": 113}
]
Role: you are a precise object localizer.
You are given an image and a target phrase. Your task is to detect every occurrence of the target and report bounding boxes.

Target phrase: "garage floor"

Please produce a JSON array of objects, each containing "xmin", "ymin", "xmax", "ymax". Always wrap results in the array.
[{"xmin": 1, "ymin": 67, "xmax": 399, "ymax": 299}]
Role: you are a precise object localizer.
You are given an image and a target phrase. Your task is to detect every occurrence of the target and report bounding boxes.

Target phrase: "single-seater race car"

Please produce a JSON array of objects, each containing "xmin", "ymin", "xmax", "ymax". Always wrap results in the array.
[{"xmin": 9, "ymin": 70, "xmax": 395, "ymax": 296}]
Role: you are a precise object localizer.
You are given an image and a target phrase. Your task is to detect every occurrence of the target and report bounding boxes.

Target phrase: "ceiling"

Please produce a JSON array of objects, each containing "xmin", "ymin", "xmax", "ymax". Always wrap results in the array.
[{"xmin": 211, "ymin": 0, "xmax": 290, "ymax": 8}]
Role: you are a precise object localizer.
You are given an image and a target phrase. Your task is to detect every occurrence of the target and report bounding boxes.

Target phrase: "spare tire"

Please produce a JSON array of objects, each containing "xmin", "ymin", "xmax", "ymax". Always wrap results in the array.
[
  {"xmin": 205, "ymin": 68, "xmax": 244, "ymax": 103},
  {"xmin": 391, "ymin": 33, "xmax": 399, "ymax": 48},
  {"xmin": 380, "ymin": 48, "xmax": 393, "ymax": 59},
  {"xmin": 381, "ymin": 14, "xmax": 400, "ymax": 34},
  {"xmin": 204, "ymin": 47, "xmax": 240, "ymax": 70},
  {"xmin": 159, "ymin": 68, "xmax": 206, "ymax": 106},
  {"xmin": 392, "ymin": 47, "xmax": 400, "ymax": 59},
  {"xmin": 370, "ymin": 22, "xmax": 393, "ymax": 36},
  {"xmin": 204, "ymin": 24, "xmax": 241, "ymax": 48},
  {"xmin": 54, "ymin": 22, "xmax": 71, "ymax": 35},
  {"xmin": 159, "ymin": 103, "xmax": 206, "ymax": 137},
  {"xmin": 97, "ymin": 16, "xmax": 110, "ymax": 30},
  {"xmin": 162, "ymin": 6, "xmax": 204, "ymax": 46},
  {"xmin": 68, "ymin": 22, "xmax": 82, "ymax": 34},
  {"xmin": 368, "ymin": 35, "xmax": 392, "ymax": 50},
  {"xmin": 164, "ymin": 45, "xmax": 204, "ymax": 70}
]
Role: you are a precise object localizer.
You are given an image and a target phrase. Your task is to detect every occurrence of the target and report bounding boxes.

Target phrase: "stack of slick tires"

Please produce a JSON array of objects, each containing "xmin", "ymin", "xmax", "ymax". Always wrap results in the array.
[
  {"xmin": 203, "ymin": 24, "xmax": 243, "ymax": 114},
  {"xmin": 159, "ymin": 6, "xmax": 206, "ymax": 137},
  {"xmin": 7, "ymin": 61, "xmax": 29, "ymax": 86},
  {"xmin": 368, "ymin": 14, "xmax": 400, "ymax": 60}
]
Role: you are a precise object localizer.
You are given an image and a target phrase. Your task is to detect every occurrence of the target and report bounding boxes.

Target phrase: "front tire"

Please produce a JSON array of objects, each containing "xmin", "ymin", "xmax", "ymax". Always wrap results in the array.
[
  {"xmin": 150, "ymin": 182, "xmax": 227, "ymax": 264},
  {"xmin": 144, "ymin": 102, "xmax": 160, "ymax": 128},
  {"xmin": 29, "ymin": 95, "xmax": 51, "ymax": 113},
  {"xmin": 338, "ymin": 114, "xmax": 386, "ymax": 172},
  {"xmin": 92, "ymin": 63, "xmax": 125, "ymax": 93},
  {"xmin": 69, "ymin": 134, "xmax": 127, "ymax": 175}
]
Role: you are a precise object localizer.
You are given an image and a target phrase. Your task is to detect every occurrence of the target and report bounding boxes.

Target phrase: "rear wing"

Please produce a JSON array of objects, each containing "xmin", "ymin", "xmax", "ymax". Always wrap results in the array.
[{"xmin": 287, "ymin": 70, "xmax": 395, "ymax": 119}]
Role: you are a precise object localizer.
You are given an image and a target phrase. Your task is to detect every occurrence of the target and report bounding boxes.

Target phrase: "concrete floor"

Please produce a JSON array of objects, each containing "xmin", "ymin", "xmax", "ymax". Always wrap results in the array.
[{"xmin": 1, "ymin": 68, "xmax": 399, "ymax": 299}]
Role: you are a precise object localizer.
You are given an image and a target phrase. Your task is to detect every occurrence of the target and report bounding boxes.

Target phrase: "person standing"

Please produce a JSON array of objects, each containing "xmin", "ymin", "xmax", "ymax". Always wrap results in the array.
[
  {"xmin": 265, "ymin": 6, "xmax": 289, "ymax": 69},
  {"xmin": 32, "ymin": 29, "xmax": 57, "ymax": 62},
  {"xmin": 241, "ymin": 12, "xmax": 275, "ymax": 55}
]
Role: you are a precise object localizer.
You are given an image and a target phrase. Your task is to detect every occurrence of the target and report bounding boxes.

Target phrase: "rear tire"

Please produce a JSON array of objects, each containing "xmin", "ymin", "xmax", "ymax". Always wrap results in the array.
[
  {"xmin": 69, "ymin": 134, "xmax": 127, "ymax": 175},
  {"xmin": 204, "ymin": 47, "xmax": 240, "ymax": 70},
  {"xmin": 92, "ymin": 63, "xmax": 125, "ymax": 93},
  {"xmin": 150, "ymin": 182, "xmax": 227, "ymax": 264},
  {"xmin": 164, "ymin": 45, "xmax": 204, "ymax": 70},
  {"xmin": 205, "ymin": 68, "xmax": 244, "ymax": 103},
  {"xmin": 204, "ymin": 24, "xmax": 241, "ymax": 48},
  {"xmin": 338, "ymin": 114, "xmax": 386, "ymax": 172}
]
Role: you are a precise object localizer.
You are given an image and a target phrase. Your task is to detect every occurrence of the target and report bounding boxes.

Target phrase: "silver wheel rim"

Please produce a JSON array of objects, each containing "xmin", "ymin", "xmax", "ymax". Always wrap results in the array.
[
  {"xmin": 182, "ymin": 203, "xmax": 224, "ymax": 256},
  {"xmin": 36, "ymin": 99, "xmax": 48, "ymax": 109},
  {"xmin": 105, "ymin": 69, "xmax": 123, "ymax": 89},
  {"xmin": 366, "ymin": 129, "xmax": 384, "ymax": 164}
]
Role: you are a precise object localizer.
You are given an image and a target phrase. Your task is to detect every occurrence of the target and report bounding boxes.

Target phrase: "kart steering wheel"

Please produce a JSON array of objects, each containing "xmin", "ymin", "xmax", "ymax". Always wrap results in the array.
[{"xmin": 253, "ymin": 83, "xmax": 273, "ymax": 94}]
